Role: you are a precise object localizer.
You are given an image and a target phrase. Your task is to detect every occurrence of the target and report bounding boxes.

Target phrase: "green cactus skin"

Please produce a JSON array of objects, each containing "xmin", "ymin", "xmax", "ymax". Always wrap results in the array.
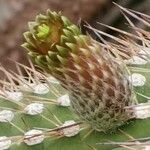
[{"xmin": 0, "ymin": 5, "xmax": 150, "ymax": 150}]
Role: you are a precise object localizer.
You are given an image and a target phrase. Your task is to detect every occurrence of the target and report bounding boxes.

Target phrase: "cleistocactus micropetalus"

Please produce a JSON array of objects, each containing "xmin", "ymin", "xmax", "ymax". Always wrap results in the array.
[{"xmin": 0, "ymin": 4, "xmax": 150, "ymax": 150}]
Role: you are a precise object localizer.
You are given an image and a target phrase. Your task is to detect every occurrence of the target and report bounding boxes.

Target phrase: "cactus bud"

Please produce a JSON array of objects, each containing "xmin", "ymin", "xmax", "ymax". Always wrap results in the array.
[{"xmin": 23, "ymin": 10, "xmax": 133, "ymax": 132}]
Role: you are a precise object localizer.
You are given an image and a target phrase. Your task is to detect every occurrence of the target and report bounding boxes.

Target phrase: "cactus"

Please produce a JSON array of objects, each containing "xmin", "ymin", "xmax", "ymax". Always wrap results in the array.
[{"xmin": 0, "ymin": 4, "xmax": 150, "ymax": 150}]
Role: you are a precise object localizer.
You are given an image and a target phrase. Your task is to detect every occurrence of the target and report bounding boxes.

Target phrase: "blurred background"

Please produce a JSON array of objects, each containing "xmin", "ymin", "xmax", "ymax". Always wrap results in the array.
[{"xmin": 0, "ymin": 0, "xmax": 150, "ymax": 79}]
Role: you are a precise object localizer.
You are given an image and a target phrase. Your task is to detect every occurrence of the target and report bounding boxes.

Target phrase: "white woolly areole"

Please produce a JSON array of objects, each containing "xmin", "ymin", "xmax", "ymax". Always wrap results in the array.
[
  {"xmin": 0, "ymin": 136, "xmax": 12, "ymax": 150},
  {"xmin": 128, "ymin": 73, "xmax": 146, "ymax": 87},
  {"xmin": 139, "ymin": 48, "xmax": 150, "ymax": 55},
  {"xmin": 125, "ymin": 56, "xmax": 148, "ymax": 65},
  {"xmin": 24, "ymin": 129, "xmax": 44, "ymax": 146},
  {"xmin": 61, "ymin": 120, "xmax": 80, "ymax": 137},
  {"xmin": 5, "ymin": 91, "xmax": 23, "ymax": 102},
  {"xmin": 57, "ymin": 94, "xmax": 70, "ymax": 107},
  {"xmin": 47, "ymin": 76, "xmax": 60, "ymax": 84},
  {"xmin": 133, "ymin": 103, "xmax": 150, "ymax": 119},
  {"xmin": 33, "ymin": 83, "xmax": 49, "ymax": 94},
  {"xmin": 145, "ymin": 146, "xmax": 150, "ymax": 150},
  {"xmin": 0, "ymin": 110, "xmax": 14, "ymax": 122},
  {"xmin": 21, "ymin": 83, "xmax": 36, "ymax": 92},
  {"xmin": 24, "ymin": 103, "xmax": 44, "ymax": 115}
]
